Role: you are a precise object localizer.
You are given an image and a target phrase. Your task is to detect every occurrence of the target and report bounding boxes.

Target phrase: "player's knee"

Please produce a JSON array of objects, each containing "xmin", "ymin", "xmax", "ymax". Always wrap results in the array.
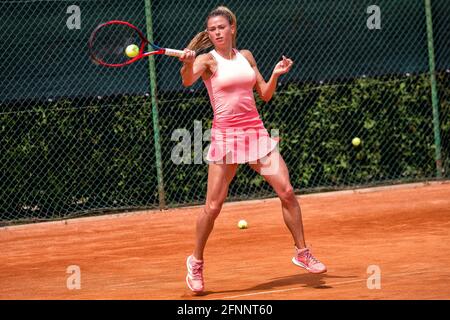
[
  {"xmin": 205, "ymin": 201, "xmax": 223, "ymax": 218},
  {"xmin": 278, "ymin": 185, "xmax": 296, "ymax": 204}
]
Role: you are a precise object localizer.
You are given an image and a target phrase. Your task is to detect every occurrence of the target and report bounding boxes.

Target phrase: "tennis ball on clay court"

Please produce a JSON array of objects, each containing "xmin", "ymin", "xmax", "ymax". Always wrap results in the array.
[
  {"xmin": 238, "ymin": 219, "xmax": 248, "ymax": 229},
  {"xmin": 125, "ymin": 44, "xmax": 139, "ymax": 58},
  {"xmin": 352, "ymin": 137, "xmax": 361, "ymax": 147}
]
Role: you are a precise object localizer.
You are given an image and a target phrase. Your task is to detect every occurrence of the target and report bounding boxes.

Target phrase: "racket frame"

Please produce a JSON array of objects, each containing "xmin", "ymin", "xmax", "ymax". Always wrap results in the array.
[{"xmin": 89, "ymin": 20, "xmax": 184, "ymax": 67}]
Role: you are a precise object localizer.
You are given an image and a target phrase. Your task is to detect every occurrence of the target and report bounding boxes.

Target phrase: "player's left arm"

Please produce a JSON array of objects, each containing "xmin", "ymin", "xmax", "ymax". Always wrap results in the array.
[{"xmin": 240, "ymin": 50, "xmax": 293, "ymax": 103}]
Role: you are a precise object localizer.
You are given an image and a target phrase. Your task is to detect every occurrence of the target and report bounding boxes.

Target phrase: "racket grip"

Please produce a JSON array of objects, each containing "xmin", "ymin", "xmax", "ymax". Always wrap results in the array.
[{"xmin": 164, "ymin": 48, "xmax": 185, "ymax": 57}]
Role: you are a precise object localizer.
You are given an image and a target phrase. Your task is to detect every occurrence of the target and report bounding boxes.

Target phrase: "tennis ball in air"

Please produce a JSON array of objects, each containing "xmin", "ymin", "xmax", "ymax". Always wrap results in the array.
[
  {"xmin": 125, "ymin": 44, "xmax": 139, "ymax": 58},
  {"xmin": 352, "ymin": 137, "xmax": 361, "ymax": 147},
  {"xmin": 238, "ymin": 219, "xmax": 248, "ymax": 229}
]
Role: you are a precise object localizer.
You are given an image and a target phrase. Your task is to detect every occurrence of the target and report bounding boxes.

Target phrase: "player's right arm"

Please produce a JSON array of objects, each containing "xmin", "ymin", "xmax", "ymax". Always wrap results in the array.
[{"xmin": 179, "ymin": 49, "xmax": 209, "ymax": 87}]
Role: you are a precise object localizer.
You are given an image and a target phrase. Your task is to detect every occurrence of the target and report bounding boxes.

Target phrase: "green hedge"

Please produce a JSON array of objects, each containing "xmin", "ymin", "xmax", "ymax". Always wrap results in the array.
[
  {"xmin": 1, "ymin": 73, "xmax": 449, "ymax": 222},
  {"xmin": 0, "ymin": 96, "xmax": 158, "ymax": 221}
]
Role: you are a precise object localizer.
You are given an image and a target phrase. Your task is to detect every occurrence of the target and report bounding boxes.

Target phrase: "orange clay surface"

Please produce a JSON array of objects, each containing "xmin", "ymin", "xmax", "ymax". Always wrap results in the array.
[{"xmin": 1, "ymin": 182, "xmax": 450, "ymax": 300}]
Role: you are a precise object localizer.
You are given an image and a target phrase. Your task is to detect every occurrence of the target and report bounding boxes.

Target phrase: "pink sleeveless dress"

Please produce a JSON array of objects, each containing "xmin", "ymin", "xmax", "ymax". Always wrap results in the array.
[{"xmin": 204, "ymin": 49, "xmax": 279, "ymax": 164}]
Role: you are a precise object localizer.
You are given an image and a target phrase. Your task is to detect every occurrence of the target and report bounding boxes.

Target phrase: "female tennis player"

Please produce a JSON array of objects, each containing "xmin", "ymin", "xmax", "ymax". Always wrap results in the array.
[{"xmin": 179, "ymin": 6, "xmax": 326, "ymax": 294}]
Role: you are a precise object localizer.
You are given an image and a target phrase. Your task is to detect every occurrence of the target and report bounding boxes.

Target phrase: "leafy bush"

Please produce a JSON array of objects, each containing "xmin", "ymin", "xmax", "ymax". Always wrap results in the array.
[{"xmin": 1, "ymin": 72, "xmax": 448, "ymax": 222}]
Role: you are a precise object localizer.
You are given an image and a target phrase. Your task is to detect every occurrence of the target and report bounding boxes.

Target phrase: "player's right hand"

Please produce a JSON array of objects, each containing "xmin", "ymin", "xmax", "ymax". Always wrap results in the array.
[{"xmin": 179, "ymin": 48, "xmax": 196, "ymax": 64}]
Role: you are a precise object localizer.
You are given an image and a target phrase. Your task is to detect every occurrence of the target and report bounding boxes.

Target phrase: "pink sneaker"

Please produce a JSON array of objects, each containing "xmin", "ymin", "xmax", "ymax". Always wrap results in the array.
[
  {"xmin": 292, "ymin": 247, "xmax": 327, "ymax": 274},
  {"xmin": 186, "ymin": 255, "xmax": 204, "ymax": 293}
]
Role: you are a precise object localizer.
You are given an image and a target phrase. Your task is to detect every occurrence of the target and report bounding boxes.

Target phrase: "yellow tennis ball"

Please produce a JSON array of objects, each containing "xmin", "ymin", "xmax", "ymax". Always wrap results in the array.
[
  {"xmin": 238, "ymin": 219, "xmax": 248, "ymax": 229},
  {"xmin": 352, "ymin": 137, "xmax": 361, "ymax": 147},
  {"xmin": 125, "ymin": 44, "xmax": 139, "ymax": 58}
]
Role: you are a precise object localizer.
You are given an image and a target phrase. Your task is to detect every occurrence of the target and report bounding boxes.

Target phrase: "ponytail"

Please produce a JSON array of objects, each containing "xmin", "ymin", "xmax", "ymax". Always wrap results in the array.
[{"xmin": 187, "ymin": 30, "xmax": 213, "ymax": 52}]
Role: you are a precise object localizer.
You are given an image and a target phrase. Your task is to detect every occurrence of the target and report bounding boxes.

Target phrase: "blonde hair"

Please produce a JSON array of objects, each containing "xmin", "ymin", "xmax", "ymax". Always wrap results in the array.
[{"xmin": 187, "ymin": 6, "xmax": 237, "ymax": 52}]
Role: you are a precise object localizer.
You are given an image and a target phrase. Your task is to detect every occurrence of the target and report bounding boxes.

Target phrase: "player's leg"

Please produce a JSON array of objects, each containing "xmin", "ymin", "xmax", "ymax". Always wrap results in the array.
[
  {"xmin": 248, "ymin": 150, "xmax": 326, "ymax": 273},
  {"xmin": 187, "ymin": 161, "xmax": 238, "ymax": 293},
  {"xmin": 193, "ymin": 162, "xmax": 238, "ymax": 260},
  {"xmin": 248, "ymin": 149, "xmax": 306, "ymax": 248}
]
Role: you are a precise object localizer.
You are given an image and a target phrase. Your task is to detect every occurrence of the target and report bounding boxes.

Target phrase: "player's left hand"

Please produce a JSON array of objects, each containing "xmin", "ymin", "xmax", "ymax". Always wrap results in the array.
[{"xmin": 273, "ymin": 55, "xmax": 293, "ymax": 76}]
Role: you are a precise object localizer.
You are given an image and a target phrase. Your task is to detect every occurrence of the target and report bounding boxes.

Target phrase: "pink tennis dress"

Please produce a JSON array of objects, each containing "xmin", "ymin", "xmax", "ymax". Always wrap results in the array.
[{"xmin": 204, "ymin": 49, "xmax": 279, "ymax": 164}]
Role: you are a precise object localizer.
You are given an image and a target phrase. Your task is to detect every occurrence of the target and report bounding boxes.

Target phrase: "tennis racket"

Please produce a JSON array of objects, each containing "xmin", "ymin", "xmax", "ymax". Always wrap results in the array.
[{"xmin": 89, "ymin": 20, "xmax": 184, "ymax": 67}]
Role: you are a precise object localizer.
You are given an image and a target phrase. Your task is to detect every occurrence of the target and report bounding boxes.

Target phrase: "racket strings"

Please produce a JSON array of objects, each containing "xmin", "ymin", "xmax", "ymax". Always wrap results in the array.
[{"xmin": 90, "ymin": 24, "xmax": 143, "ymax": 65}]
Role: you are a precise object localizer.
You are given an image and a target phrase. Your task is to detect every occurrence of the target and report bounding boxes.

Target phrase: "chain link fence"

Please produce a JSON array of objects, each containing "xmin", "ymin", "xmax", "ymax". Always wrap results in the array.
[{"xmin": 1, "ymin": 0, "xmax": 449, "ymax": 225}]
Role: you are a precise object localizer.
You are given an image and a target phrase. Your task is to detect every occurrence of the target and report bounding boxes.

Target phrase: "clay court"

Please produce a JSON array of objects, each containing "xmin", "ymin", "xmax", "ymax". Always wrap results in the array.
[{"xmin": 1, "ymin": 181, "xmax": 449, "ymax": 300}]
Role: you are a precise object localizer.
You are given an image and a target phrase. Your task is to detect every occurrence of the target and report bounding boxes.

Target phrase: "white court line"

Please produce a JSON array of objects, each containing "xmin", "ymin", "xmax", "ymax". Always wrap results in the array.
[{"xmin": 207, "ymin": 270, "xmax": 432, "ymax": 300}]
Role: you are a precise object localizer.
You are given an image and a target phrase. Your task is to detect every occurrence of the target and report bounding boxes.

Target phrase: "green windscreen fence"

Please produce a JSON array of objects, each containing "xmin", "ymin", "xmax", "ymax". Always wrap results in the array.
[
  {"xmin": 3, "ymin": 0, "xmax": 450, "ymax": 100},
  {"xmin": 1, "ymin": 0, "xmax": 149, "ymax": 101},
  {"xmin": 1, "ymin": 0, "xmax": 449, "ymax": 224}
]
